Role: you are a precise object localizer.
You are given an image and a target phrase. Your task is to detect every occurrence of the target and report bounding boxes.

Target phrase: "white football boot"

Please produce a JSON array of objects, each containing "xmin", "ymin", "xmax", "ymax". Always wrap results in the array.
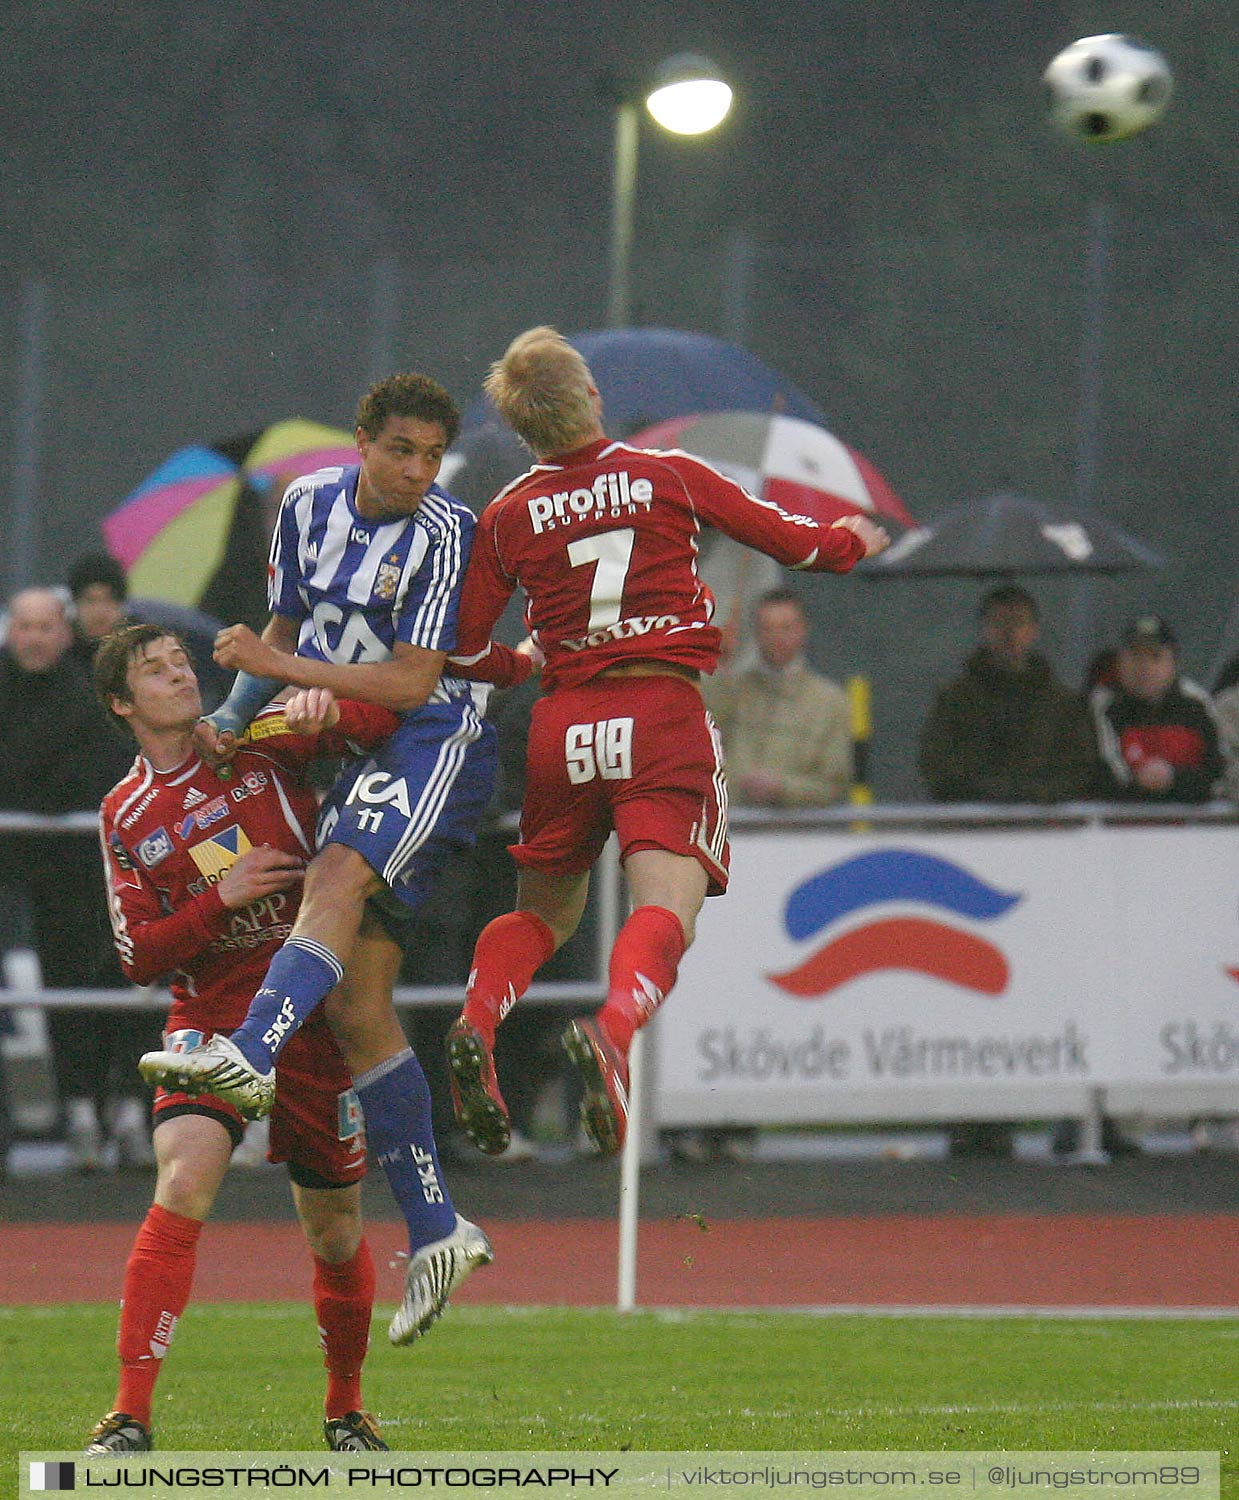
[
  {"xmin": 139, "ymin": 1034, "xmax": 274, "ymax": 1120},
  {"xmin": 388, "ymin": 1214, "xmax": 494, "ymax": 1346}
]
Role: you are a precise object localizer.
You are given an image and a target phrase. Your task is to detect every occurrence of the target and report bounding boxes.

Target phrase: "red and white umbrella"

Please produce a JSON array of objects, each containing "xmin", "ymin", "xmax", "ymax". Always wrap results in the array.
[{"xmin": 629, "ymin": 411, "xmax": 914, "ymax": 528}]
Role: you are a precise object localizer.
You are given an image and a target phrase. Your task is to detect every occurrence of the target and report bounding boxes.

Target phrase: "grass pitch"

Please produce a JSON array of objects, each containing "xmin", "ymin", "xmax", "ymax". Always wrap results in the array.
[{"xmin": 6, "ymin": 1305, "xmax": 1235, "ymax": 1485}]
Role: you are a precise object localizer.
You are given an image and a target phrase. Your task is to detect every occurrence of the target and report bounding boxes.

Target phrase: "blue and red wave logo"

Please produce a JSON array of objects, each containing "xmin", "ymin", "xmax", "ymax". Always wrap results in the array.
[{"xmin": 767, "ymin": 849, "xmax": 1022, "ymax": 999}]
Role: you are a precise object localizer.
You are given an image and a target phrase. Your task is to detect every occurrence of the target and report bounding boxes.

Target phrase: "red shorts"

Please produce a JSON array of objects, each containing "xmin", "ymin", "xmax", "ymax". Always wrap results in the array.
[
  {"xmin": 514, "ymin": 673, "xmax": 729, "ymax": 895},
  {"xmin": 154, "ymin": 1007, "xmax": 365, "ymax": 1188}
]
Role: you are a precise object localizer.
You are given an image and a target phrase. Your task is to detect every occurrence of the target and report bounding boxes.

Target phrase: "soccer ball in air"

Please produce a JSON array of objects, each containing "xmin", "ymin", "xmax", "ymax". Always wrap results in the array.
[{"xmin": 1043, "ymin": 34, "xmax": 1172, "ymax": 144}]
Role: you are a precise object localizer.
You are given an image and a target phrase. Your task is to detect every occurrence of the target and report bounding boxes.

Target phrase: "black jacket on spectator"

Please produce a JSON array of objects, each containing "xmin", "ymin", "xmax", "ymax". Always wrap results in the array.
[
  {"xmin": 919, "ymin": 650, "xmax": 1096, "ymax": 803},
  {"xmin": 1090, "ymin": 678, "xmax": 1224, "ymax": 802},
  {"xmin": 0, "ymin": 650, "xmax": 132, "ymax": 987},
  {"xmin": 0, "ymin": 652, "xmax": 130, "ymax": 818}
]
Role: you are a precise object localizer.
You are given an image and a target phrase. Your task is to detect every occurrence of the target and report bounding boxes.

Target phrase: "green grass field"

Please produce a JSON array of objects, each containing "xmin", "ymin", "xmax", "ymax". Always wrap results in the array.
[{"xmin": 6, "ymin": 1305, "xmax": 1235, "ymax": 1489}]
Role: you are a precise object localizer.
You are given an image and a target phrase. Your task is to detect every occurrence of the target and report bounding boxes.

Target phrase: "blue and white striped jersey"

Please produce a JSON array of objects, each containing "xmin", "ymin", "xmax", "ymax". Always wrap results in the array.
[{"xmin": 267, "ymin": 464, "xmax": 484, "ymax": 709}]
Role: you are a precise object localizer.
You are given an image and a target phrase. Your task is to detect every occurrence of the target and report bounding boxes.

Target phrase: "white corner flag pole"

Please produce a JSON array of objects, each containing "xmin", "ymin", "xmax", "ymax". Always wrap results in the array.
[{"xmin": 617, "ymin": 1025, "xmax": 644, "ymax": 1312}]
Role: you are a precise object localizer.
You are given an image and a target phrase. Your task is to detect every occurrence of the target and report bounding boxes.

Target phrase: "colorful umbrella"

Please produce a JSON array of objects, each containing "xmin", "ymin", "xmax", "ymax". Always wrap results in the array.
[
  {"xmin": 627, "ymin": 411, "xmax": 915, "ymax": 528},
  {"xmin": 104, "ymin": 420, "xmax": 357, "ymax": 606},
  {"xmin": 242, "ymin": 418, "xmax": 359, "ymax": 485}
]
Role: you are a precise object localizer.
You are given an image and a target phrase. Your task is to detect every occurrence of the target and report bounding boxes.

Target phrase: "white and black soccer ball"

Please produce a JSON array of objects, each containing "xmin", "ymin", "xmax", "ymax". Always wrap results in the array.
[{"xmin": 1043, "ymin": 34, "xmax": 1173, "ymax": 144}]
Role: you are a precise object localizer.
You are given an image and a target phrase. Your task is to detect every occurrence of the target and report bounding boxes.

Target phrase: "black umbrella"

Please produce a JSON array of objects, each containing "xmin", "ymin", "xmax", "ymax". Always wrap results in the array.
[{"xmin": 860, "ymin": 491, "xmax": 1164, "ymax": 578}]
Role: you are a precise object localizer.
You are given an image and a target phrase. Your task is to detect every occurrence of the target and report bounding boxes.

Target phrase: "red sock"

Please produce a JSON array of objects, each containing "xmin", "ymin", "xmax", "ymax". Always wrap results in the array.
[
  {"xmin": 462, "ymin": 911, "xmax": 556, "ymax": 1045},
  {"xmin": 315, "ymin": 1240, "xmax": 376, "ymax": 1420},
  {"xmin": 115, "ymin": 1203, "xmax": 203, "ymax": 1425},
  {"xmin": 598, "ymin": 905, "xmax": 686, "ymax": 1054}
]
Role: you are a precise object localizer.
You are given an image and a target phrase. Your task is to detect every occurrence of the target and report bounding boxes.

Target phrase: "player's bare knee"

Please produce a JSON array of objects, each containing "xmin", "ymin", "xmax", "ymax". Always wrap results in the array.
[
  {"xmin": 153, "ymin": 1159, "xmax": 214, "ymax": 1220},
  {"xmin": 298, "ymin": 1193, "xmax": 363, "ymax": 1263},
  {"xmin": 535, "ymin": 908, "xmax": 582, "ymax": 948},
  {"xmin": 324, "ymin": 1000, "xmax": 406, "ymax": 1077},
  {"xmin": 306, "ymin": 1218, "xmax": 362, "ymax": 1264}
]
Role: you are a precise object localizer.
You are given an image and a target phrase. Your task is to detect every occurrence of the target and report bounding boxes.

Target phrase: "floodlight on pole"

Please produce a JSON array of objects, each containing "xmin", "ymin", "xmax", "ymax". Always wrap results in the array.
[
  {"xmin": 645, "ymin": 53, "xmax": 734, "ymax": 135},
  {"xmin": 606, "ymin": 53, "xmax": 733, "ymax": 329}
]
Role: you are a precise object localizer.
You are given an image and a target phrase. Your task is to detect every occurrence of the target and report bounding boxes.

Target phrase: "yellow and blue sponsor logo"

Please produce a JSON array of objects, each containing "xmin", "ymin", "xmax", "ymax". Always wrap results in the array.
[{"xmin": 187, "ymin": 824, "xmax": 253, "ymax": 882}]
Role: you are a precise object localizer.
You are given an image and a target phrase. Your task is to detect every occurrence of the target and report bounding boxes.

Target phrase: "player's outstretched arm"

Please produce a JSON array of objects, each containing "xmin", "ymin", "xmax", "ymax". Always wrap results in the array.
[
  {"xmin": 675, "ymin": 451, "xmax": 888, "ymax": 573},
  {"xmin": 215, "ymin": 622, "xmax": 446, "ymax": 714}
]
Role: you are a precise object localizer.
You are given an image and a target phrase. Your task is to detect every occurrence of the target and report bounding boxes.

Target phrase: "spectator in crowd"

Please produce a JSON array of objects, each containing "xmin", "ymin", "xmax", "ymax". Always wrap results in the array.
[
  {"xmin": 705, "ymin": 588, "xmax": 853, "ymax": 809},
  {"xmin": 0, "ymin": 587, "xmax": 151, "ymax": 1170},
  {"xmin": 919, "ymin": 584, "xmax": 1095, "ymax": 1159},
  {"xmin": 1083, "ymin": 646, "xmax": 1120, "ymax": 694},
  {"xmin": 1212, "ymin": 656, "xmax": 1239, "ymax": 804},
  {"xmin": 1090, "ymin": 615, "xmax": 1225, "ymax": 803},
  {"xmin": 67, "ymin": 552, "xmax": 131, "ymax": 674},
  {"xmin": 1065, "ymin": 617, "xmax": 1227, "ymax": 1161},
  {"xmin": 67, "ymin": 548, "xmax": 232, "ymax": 710},
  {"xmin": 919, "ymin": 584, "xmax": 1096, "ymax": 806}
]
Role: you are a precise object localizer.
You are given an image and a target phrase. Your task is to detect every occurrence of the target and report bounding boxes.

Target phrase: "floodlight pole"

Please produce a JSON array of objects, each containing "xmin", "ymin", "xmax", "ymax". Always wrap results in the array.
[
  {"xmin": 608, "ymin": 99, "xmax": 640, "ymax": 329},
  {"xmin": 1065, "ymin": 195, "xmax": 1115, "ymax": 682},
  {"xmin": 1076, "ymin": 196, "xmax": 1115, "ymax": 515},
  {"xmin": 7, "ymin": 279, "xmax": 49, "ymax": 594}
]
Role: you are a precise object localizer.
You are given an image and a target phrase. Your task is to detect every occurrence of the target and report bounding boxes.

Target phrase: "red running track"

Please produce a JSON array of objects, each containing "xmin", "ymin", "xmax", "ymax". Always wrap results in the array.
[{"xmin": 4, "ymin": 1214, "xmax": 1238, "ymax": 1308}]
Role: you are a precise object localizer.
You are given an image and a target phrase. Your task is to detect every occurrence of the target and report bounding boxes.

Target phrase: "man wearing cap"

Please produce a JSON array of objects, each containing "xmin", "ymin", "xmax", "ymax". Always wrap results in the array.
[{"xmin": 1090, "ymin": 615, "xmax": 1225, "ymax": 802}]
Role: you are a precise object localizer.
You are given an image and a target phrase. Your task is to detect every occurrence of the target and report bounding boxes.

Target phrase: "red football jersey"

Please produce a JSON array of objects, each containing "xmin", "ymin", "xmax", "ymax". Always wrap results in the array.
[
  {"xmin": 454, "ymin": 438, "xmax": 865, "ymax": 690},
  {"xmin": 99, "ymin": 700, "xmax": 395, "ymax": 1032}
]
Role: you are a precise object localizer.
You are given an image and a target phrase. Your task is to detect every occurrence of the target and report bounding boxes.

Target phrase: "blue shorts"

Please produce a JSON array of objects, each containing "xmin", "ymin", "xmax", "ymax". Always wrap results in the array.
[{"xmin": 318, "ymin": 698, "xmax": 497, "ymax": 914}]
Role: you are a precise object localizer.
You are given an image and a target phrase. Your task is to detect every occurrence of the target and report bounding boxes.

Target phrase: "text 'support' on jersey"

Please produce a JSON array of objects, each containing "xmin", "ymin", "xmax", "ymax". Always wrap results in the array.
[{"xmin": 454, "ymin": 440, "xmax": 865, "ymax": 690}]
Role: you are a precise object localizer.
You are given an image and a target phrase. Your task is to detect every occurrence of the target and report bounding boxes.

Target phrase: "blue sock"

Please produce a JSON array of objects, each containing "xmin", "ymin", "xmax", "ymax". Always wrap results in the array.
[
  {"xmin": 354, "ymin": 1048, "xmax": 456, "ymax": 1251},
  {"xmin": 230, "ymin": 937, "xmax": 344, "ymax": 1071}
]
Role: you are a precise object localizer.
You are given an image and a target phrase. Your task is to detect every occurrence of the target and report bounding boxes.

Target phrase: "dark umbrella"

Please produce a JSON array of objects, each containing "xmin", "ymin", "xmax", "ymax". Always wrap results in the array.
[
  {"xmin": 460, "ymin": 327, "xmax": 827, "ymax": 436},
  {"xmin": 447, "ymin": 327, "xmax": 830, "ymax": 512},
  {"xmin": 437, "ymin": 425, "xmax": 533, "ymax": 514},
  {"xmin": 860, "ymin": 491, "xmax": 1164, "ymax": 577}
]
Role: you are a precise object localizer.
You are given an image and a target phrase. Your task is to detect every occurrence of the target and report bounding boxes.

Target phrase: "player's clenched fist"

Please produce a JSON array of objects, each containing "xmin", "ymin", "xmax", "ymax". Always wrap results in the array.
[
  {"xmin": 830, "ymin": 513, "xmax": 891, "ymax": 557},
  {"xmin": 217, "ymin": 844, "xmax": 306, "ymax": 910},
  {"xmin": 214, "ymin": 623, "xmax": 283, "ymax": 677},
  {"xmin": 191, "ymin": 715, "xmax": 233, "ymax": 767}
]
